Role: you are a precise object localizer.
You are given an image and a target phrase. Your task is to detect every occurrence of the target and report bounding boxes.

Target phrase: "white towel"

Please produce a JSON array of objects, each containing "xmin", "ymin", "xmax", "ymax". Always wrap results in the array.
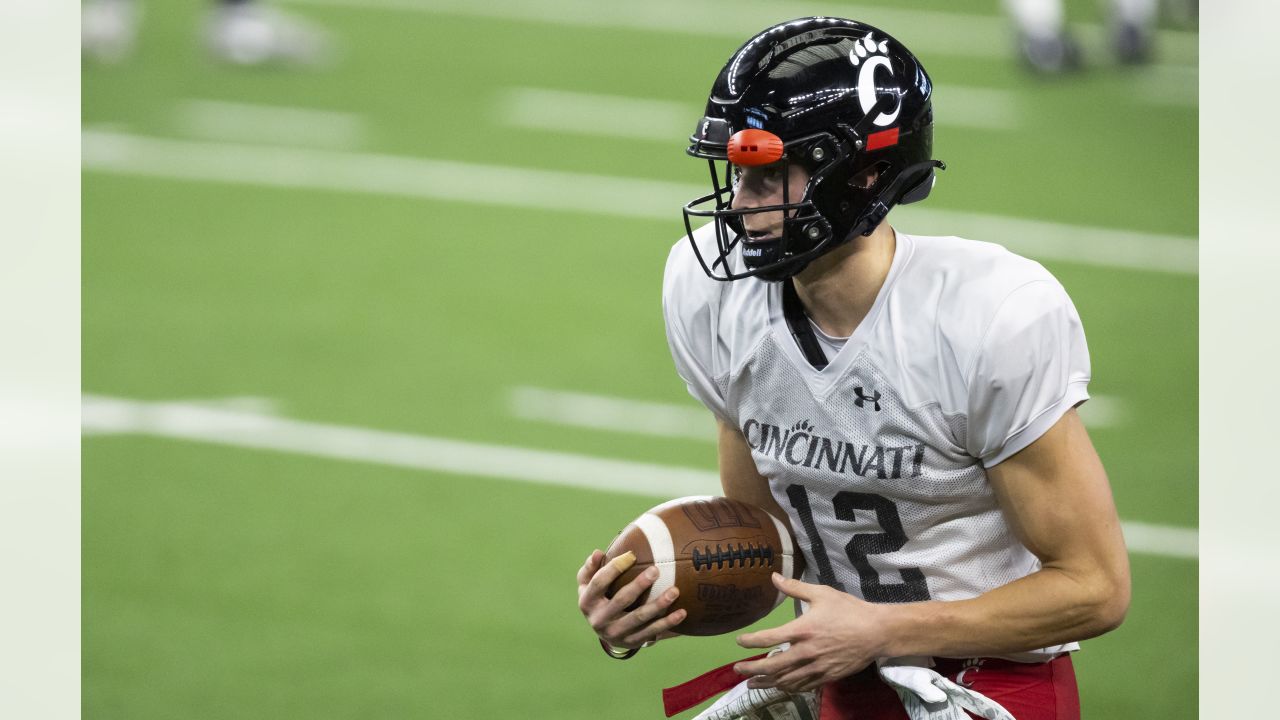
[{"xmin": 878, "ymin": 658, "xmax": 1016, "ymax": 720}]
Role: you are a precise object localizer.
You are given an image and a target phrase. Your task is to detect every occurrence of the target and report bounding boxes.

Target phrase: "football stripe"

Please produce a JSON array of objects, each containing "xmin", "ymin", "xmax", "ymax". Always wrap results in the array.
[
  {"xmin": 767, "ymin": 511, "xmax": 794, "ymax": 607},
  {"xmin": 648, "ymin": 494, "xmax": 716, "ymax": 515},
  {"xmin": 634, "ymin": 512, "xmax": 677, "ymax": 598}
]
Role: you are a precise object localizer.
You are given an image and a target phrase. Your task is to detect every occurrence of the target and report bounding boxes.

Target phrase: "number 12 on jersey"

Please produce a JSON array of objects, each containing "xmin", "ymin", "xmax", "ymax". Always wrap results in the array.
[{"xmin": 786, "ymin": 484, "xmax": 932, "ymax": 602}]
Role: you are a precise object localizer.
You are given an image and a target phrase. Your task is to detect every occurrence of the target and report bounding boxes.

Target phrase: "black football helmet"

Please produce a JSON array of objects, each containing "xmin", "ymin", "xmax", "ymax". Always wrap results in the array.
[{"xmin": 682, "ymin": 17, "xmax": 945, "ymax": 282}]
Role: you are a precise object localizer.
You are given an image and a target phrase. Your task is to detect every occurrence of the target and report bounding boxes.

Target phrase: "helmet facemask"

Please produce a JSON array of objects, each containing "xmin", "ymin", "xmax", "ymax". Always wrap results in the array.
[
  {"xmin": 682, "ymin": 132, "xmax": 837, "ymax": 282},
  {"xmin": 682, "ymin": 122, "xmax": 923, "ymax": 283}
]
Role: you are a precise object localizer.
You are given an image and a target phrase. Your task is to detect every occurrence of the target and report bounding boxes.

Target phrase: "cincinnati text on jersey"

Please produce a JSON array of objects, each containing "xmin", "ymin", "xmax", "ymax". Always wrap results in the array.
[{"xmin": 741, "ymin": 418, "xmax": 926, "ymax": 480}]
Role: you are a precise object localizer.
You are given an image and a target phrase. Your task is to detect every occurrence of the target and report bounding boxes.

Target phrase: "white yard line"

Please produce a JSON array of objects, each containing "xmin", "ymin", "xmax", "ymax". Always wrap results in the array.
[
  {"xmin": 81, "ymin": 129, "xmax": 1197, "ymax": 275},
  {"xmin": 1080, "ymin": 394, "xmax": 1126, "ymax": 429},
  {"xmin": 510, "ymin": 386, "xmax": 1125, "ymax": 440},
  {"xmin": 175, "ymin": 99, "xmax": 367, "ymax": 149},
  {"xmin": 81, "ymin": 394, "xmax": 721, "ymax": 499},
  {"xmin": 83, "ymin": 394, "xmax": 1195, "ymax": 559},
  {"xmin": 1132, "ymin": 64, "xmax": 1199, "ymax": 108},
  {"xmin": 1119, "ymin": 521, "xmax": 1198, "ymax": 560},
  {"xmin": 509, "ymin": 386, "xmax": 717, "ymax": 441},
  {"xmin": 284, "ymin": 0, "xmax": 1005, "ymax": 54},
  {"xmin": 81, "ymin": 128, "xmax": 684, "ymax": 220},
  {"xmin": 280, "ymin": 0, "xmax": 1197, "ymax": 66},
  {"xmin": 162, "ymin": 396, "xmax": 284, "ymax": 416},
  {"xmin": 499, "ymin": 86, "xmax": 1019, "ymax": 140},
  {"xmin": 896, "ymin": 206, "xmax": 1197, "ymax": 276},
  {"xmin": 934, "ymin": 86, "xmax": 1021, "ymax": 131},
  {"xmin": 497, "ymin": 87, "xmax": 695, "ymax": 142}
]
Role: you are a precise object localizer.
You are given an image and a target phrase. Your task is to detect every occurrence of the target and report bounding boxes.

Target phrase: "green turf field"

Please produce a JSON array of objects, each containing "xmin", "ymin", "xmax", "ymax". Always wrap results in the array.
[{"xmin": 83, "ymin": 1, "xmax": 1197, "ymax": 717}]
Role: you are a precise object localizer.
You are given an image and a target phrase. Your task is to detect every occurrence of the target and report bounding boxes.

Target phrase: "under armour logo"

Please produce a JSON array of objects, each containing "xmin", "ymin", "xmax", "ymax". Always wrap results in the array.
[{"xmin": 853, "ymin": 387, "xmax": 881, "ymax": 411}]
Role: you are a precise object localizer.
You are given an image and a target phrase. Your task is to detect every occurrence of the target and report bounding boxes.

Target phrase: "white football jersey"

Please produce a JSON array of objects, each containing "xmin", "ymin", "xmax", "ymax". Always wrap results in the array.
[{"xmin": 663, "ymin": 223, "xmax": 1091, "ymax": 661}]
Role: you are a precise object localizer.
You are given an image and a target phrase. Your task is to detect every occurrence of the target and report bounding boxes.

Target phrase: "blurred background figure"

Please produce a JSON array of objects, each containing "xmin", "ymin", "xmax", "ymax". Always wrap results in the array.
[
  {"xmin": 1003, "ymin": 0, "xmax": 1195, "ymax": 73},
  {"xmin": 82, "ymin": 0, "xmax": 331, "ymax": 66}
]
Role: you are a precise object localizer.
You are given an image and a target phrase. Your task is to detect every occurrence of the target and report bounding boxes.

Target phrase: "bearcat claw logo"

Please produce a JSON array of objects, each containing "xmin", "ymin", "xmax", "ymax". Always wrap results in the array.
[
  {"xmin": 742, "ymin": 418, "xmax": 925, "ymax": 480},
  {"xmin": 848, "ymin": 32, "xmax": 901, "ymax": 127}
]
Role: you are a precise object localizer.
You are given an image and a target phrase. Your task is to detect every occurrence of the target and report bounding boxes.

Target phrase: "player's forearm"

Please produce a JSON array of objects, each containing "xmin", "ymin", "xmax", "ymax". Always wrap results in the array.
[{"xmin": 880, "ymin": 563, "xmax": 1129, "ymax": 659}]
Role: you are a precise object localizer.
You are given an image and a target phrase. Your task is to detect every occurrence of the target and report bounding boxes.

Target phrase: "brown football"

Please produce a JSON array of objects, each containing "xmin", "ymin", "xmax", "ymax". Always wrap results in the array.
[{"xmin": 604, "ymin": 495, "xmax": 799, "ymax": 636}]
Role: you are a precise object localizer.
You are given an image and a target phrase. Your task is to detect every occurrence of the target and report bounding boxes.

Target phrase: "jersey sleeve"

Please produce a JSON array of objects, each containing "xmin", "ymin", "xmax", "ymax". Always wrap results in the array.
[
  {"xmin": 965, "ymin": 278, "xmax": 1091, "ymax": 467},
  {"xmin": 662, "ymin": 240, "xmax": 731, "ymax": 423}
]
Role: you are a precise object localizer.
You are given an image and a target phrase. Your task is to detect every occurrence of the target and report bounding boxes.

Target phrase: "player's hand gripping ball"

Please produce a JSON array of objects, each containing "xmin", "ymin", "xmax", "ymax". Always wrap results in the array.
[{"xmin": 604, "ymin": 496, "xmax": 800, "ymax": 636}]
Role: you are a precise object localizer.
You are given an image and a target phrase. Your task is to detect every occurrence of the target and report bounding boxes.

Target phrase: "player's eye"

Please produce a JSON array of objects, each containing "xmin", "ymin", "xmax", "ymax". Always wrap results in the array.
[{"xmin": 732, "ymin": 164, "xmax": 784, "ymax": 188}]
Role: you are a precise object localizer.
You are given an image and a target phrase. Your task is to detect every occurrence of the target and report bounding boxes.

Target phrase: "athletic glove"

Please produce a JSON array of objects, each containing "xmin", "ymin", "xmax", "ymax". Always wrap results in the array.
[{"xmin": 877, "ymin": 658, "xmax": 1016, "ymax": 720}]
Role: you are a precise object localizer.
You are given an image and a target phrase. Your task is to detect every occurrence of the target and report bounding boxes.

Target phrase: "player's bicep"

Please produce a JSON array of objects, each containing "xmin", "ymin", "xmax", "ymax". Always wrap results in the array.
[
  {"xmin": 717, "ymin": 419, "xmax": 791, "ymax": 534},
  {"xmin": 988, "ymin": 409, "xmax": 1128, "ymax": 583}
]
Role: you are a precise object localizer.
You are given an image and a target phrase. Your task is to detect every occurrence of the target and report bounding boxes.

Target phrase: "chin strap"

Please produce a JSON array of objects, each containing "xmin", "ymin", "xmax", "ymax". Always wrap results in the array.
[{"xmin": 782, "ymin": 278, "xmax": 828, "ymax": 370}]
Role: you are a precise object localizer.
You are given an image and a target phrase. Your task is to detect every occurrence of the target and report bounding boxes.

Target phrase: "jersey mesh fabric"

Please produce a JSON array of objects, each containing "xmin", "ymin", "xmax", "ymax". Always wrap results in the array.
[{"xmin": 730, "ymin": 336, "xmax": 1074, "ymax": 660}]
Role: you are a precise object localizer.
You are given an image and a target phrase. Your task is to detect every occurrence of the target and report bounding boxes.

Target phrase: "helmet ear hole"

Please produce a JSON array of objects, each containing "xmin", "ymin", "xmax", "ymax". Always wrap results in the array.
[{"xmin": 848, "ymin": 161, "xmax": 890, "ymax": 191}]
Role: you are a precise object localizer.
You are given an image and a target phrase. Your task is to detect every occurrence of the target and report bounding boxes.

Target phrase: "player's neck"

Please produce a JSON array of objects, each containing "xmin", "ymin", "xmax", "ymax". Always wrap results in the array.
[{"xmin": 791, "ymin": 223, "xmax": 896, "ymax": 338}]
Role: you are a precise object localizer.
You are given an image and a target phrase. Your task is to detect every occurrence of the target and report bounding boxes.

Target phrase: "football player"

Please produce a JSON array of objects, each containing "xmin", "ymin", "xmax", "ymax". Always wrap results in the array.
[
  {"xmin": 577, "ymin": 17, "xmax": 1129, "ymax": 720},
  {"xmin": 1002, "ymin": 0, "xmax": 1159, "ymax": 72},
  {"xmin": 82, "ymin": 0, "xmax": 330, "ymax": 65}
]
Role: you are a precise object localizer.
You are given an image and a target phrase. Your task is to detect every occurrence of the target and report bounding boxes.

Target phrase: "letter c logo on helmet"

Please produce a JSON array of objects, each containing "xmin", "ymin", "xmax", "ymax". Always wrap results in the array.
[
  {"xmin": 857, "ymin": 55, "xmax": 901, "ymax": 127},
  {"xmin": 850, "ymin": 33, "xmax": 902, "ymax": 128}
]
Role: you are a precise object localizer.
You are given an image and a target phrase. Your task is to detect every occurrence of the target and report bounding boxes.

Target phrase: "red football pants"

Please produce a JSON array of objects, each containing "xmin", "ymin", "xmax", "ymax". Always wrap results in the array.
[{"xmin": 820, "ymin": 654, "xmax": 1080, "ymax": 720}]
